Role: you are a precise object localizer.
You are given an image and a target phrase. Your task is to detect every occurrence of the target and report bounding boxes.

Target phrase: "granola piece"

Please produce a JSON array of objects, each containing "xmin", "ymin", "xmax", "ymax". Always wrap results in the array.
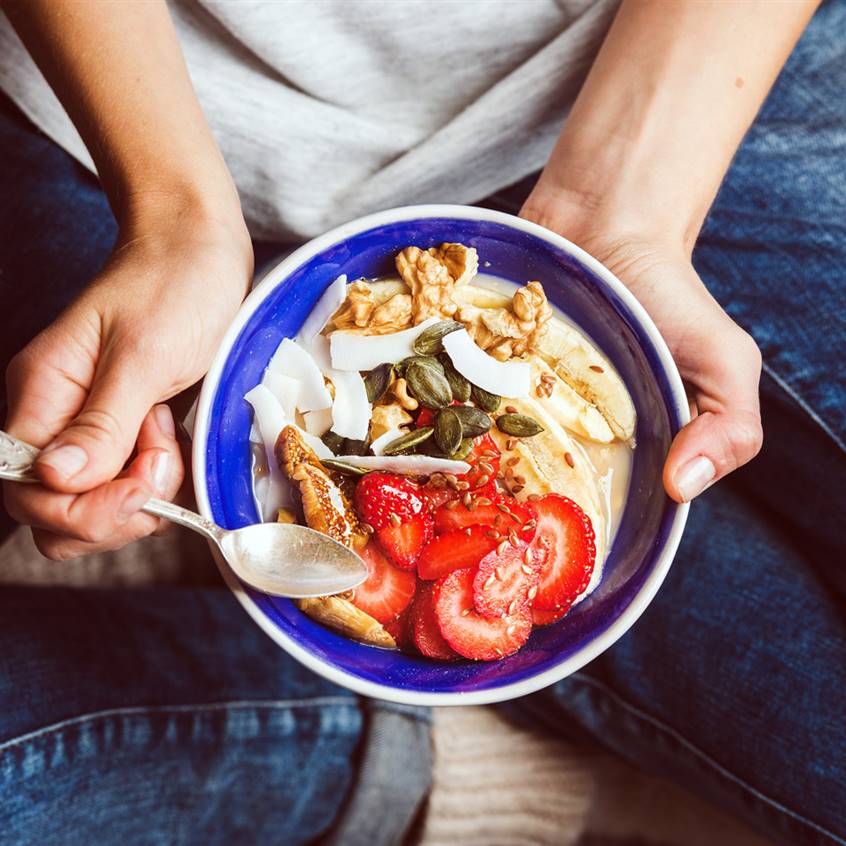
[
  {"xmin": 396, "ymin": 242, "xmax": 479, "ymax": 324},
  {"xmin": 296, "ymin": 595, "xmax": 396, "ymax": 648},
  {"xmin": 457, "ymin": 280, "xmax": 552, "ymax": 361},
  {"xmin": 369, "ymin": 401, "xmax": 413, "ymax": 441}
]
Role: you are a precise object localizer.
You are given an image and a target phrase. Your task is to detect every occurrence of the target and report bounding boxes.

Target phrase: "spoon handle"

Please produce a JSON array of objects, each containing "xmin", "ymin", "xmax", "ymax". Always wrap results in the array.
[{"xmin": 0, "ymin": 430, "xmax": 222, "ymax": 544}]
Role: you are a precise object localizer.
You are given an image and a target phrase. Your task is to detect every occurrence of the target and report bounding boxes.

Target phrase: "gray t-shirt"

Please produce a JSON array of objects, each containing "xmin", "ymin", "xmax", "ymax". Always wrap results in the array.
[{"xmin": 0, "ymin": 0, "xmax": 616, "ymax": 240}]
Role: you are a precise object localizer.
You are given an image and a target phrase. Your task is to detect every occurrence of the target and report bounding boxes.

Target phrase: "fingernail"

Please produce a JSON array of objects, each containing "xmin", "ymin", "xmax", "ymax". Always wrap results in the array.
[
  {"xmin": 152, "ymin": 451, "xmax": 171, "ymax": 495},
  {"xmin": 118, "ymin": 488, "xmax": 150, "ymax": 524},
  {"xmin": 155, "ymin": 404, "xmax": 176, "ymax": 438},
  {"xmin": 37, "ymin": 444, "xmax": 88, "ymax": 480},
  {"xmin": 675, "ymin": 456, "xmax": 716, "ymax": 502}
]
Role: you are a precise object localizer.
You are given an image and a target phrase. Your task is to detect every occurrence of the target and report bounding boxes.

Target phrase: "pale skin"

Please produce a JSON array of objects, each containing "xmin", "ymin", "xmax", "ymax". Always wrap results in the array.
[{"xmin": 0, "ymin": 0, "xmax": 819, "ymax": 559}]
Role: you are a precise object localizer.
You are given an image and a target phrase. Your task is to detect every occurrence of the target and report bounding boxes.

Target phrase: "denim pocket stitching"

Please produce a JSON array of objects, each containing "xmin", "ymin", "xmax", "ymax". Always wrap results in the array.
[{"xmin": 570, "ymin": 672, "xmax": 846, "ymax": 846}]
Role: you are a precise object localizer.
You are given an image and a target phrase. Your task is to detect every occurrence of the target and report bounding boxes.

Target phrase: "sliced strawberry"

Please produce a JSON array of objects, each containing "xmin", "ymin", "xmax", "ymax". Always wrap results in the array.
[
  {"xmin": 419, "ymin": 481, "xmax": 459, "ymax": 512},
  {"xmin": 415, "ymin": 407, "xmax": 436, "ymax": 428},
  {"xmin": 531, "ymin": 606, "xmax": 568, "ymax": 626},
  {"xmin": 375, "ymin": 512, "xmax": 433, "ymax": 570},
  {"xmin": 472, "ymin": 540, "xmax": 541, "ymax": 618},
  {"xmin": 417, "ymin": 525, "xmax": 499, "ymax": 580},
  {"xmin": 384, "ymin": 606, "xmax": 415, "ymax": 649},
  {"xmin": 458, "ymin": 434, "xmax": 501, "ymax": 492},
  {"xmin": 434, "ymin": 493, "xmax": 536, "ymax": 543},
  {"xmin": 411, "ymin": 584, "xmax": 459, "ymax": 660},
  {"xmin": 351, "ymin": 541, "xmax": 416, "ymax": 624},
  {"xmin": 354, "ymin": 472, "xmax": 424, "ymax": 531},
  {"xmin": 434, "ymin": 568, "xmax": 532, "ymax": 661},
  {"xmin": 530, "ymin": 494, "xmax": 596, "ymax": 612}
]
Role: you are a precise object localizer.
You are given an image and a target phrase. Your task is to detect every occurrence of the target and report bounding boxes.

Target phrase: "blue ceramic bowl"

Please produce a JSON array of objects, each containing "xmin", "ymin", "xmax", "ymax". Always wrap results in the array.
[{"xmin": 193, "ymin": 205, "xmax": 689, "ymax": 706}]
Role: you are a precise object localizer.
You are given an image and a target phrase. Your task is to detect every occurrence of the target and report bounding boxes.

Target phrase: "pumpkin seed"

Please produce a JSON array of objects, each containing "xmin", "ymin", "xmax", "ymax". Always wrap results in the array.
[
  {"xmin": 398, "ymin": 355, "xmax": 444, "ymax": 376},
  {"xmin": 405, "ymin": 362, "xmax": 453, "ymax": 409},
  {"xmin": 321, "ymin": 431, "xmax": 345, "ymax": 453},
  {"xmin": 495, "ymin": 413, "xmax": 544, "ymax": 437},
  {"xmin": 412, "ymin": 320, "xmax": 464, "ymax": 356},
  {"xmin": 364, "ymin": 363, "xmax": 393, "ymax": 403},
  {"xmin": 471, "ymin": 384, "xmax": 501, "ymax": 413},
  {"xmin": 440, "ymin": 355, "xmax": 471, "ymax": 402},
  {"xmin": 322, "ymin": 459, "xmax": 368, "ymax": 476},
  {"xmin": 382, "ymin": 426, "xmax": 435, "ymax": 455},
  {"xmin": 449, "ymin": 438, "xmax": 474, "ymax": 461},
  {"xmin": 451, "ymin": 405, "xmax": 491, "ymax": 437},
  {"xmin": 342, "ymin": 438, "xmax": 371, "ymax": 456},
  {"xmin": 434, "ymin": 408, "xmax": 463, "ymax": 455}
]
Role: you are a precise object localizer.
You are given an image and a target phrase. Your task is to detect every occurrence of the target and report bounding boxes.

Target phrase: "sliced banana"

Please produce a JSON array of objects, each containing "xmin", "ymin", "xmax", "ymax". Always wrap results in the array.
[
  {"xmin": 295, "ymin": 595, "xmax": 396, "ymax": 648},
  {"xmin": 526, "ymin": 355, "xmax": 614, "ymax": 444},
  {"xmin": 490, "ymin": 396, "xmax": 608, "ymax": 566}
]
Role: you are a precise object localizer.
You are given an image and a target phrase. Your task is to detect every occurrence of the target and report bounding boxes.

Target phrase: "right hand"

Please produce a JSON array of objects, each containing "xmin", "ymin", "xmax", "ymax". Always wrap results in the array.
[{"xmin": 3, "ymin": 209, "xmax": 253, "ymax": 559}]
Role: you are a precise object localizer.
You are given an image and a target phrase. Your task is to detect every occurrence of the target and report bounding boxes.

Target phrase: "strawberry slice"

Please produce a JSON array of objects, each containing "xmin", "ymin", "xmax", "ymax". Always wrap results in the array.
[
  {"xmin": 434, "ymin": 567, "xmax": 532, "ymax": 661},
  {"xmin": 420, "ymin": 481, "xmax": 459, "ymax": 512},
  {"xmin": 434, "ymin": 493, "xmax": 536, "ymax": 543},
  {"xmin": 411, "ymin": 584, "xmax": 459, "ymax": 660},
  {"xmin": 375, "ymin": 512, "xmax": 434, "ymax": 570},
  {"xmin": 530, "ymin": 494, "xmax": 596, "ymax": 612},
  {"xmin": 354, "ymin": 472, "xmax": 424, "ymax": 531},
  {"xmin": 417, "ymin": 525, "xmax": 499, "ymax": 580},
  {"xmin": 458, "ymin": 434, "xmax": 501, "ymax": 492},
  {"xmin": 384, "ymin": 606, "xmax": 415, "ymax": 649},
  {"xmin": 472, "ymin": 540, "xmax": 541, "ymax": 618},
  {"xmin": 415, "ymin": 407, "xmax": 436, "ymax": 428},
  {"xmin": 351, "ymin": 541, "xmax": 417, "ymax": 624},
  {"xmin": 531, "ymin": 606, "xmax": 568, "ymax": 626}
]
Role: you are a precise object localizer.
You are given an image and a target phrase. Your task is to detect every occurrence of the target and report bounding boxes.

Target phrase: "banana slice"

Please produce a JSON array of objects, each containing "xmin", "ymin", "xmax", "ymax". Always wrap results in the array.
[
  {"xmin": 296, "ymin": 595, "xmax": 396, "ymax": 648},
  {"xmin": 490, "ymin": 397, "xmax": 608, "ymax": 565},
  {"xmin": 526, "ymin": 355, "xmax": 614, "ymax": 444}
]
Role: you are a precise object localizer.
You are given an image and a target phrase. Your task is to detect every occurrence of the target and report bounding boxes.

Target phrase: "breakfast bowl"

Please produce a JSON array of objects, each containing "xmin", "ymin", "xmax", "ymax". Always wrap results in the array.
[{"xmin": 192, "ymin": 204, "xmax": 689, "ymax": 706}]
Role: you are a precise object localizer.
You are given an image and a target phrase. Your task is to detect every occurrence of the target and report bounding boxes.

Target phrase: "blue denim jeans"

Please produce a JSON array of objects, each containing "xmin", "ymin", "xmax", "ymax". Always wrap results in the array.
[{"xmin": 1, "ymin": 1, "xmax": 845, "ymax": 844}]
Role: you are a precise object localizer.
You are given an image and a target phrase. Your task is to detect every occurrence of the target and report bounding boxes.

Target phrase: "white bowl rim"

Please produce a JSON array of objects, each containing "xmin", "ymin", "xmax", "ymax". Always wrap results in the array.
[{"xmin": 193, "ymin": 203, "xmax": 690, "ymax": 707}]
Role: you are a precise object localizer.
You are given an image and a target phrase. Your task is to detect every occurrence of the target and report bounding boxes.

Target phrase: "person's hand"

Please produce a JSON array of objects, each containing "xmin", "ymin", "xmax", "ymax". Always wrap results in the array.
[
  {"xmin": 521, "ymin": 190, "xmax": 763, "ymax": 503},
  {"xmin": 3, "ymin": 209, "xmax": 253, "ymax": 558}
]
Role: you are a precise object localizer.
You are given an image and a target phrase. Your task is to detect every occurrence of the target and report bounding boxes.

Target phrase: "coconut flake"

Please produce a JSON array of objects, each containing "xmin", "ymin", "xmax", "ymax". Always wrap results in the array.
[
  {"xmin": 332, "ymin": 454, "xmax": 470, "ymax": 475},
  {"xmin": 297, "ymin": 274, "xmax": 347, "ymax": 344},
  {"xmin": 261, "ymin": 371, "xmax": 301, "ymax": 419},
  {"xmin": 244, "ymin": 385, "xmax": 292, "ymax": 520},
  {"xmin": 329, "ymin": 317, "xmax": 441, "ymax": 372},
  {"xmin": 302, "ymin": 408, "xmax": 333, "ymax": 437},
  {"xmin": 369, "ymin": 426, "xmax": 408, "ymax": 456},
  {"xmin": 266, "ymin": 338, "xmax": 332, "ymax": 411},
  {"xmin": 442, "ymin": 329, "xmax": 531, "ymax": 398}
]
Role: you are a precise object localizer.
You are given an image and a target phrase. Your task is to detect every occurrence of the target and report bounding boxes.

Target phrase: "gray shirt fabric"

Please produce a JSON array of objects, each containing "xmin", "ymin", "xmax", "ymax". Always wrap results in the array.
[{"xmin": 0, "ymin": 0, "xmax": 616, "ymax": 241}]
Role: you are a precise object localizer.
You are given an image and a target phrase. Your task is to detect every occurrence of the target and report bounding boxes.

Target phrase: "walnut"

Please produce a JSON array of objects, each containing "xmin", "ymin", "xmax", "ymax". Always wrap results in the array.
[
  {"xmin": 369, "ymin": 402, "xmax": 413, "ymax": 441},
  {"xmin": 396, "ymin": 242, "xmax": 478, "ymax": 324},
  {"xmin": 329, "ymin": 282, "xmax": 412, "ymax": 335},
  {"xmin": 458, "ymin": 280, "xmax": 552, "ymax": 361}
]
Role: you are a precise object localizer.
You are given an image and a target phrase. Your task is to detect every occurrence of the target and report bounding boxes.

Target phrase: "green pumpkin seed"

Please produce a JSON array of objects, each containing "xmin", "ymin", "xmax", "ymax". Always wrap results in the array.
[
  {"xmin": 398, "ymin": 355, "xmax": 444, "ymax": 375},
  {"xmin": 364, "ymin": 363, "xmax": 393, "ymax": 403},
  {"xmin": 412, "ymin": 320, "xmax": 464, "ymax": 356},
  {"xmin": 405, "ymin": 362, "xmax": 453, "ymax": 409},
  {"xmin": 322, "ymin": 459, "xmax": 368, "ymax": 476},
  {"xmin": 382, "ymin": 426, "xmax": 435, "ymax": 456},
  {"xmin": 471, "ymin": 384, "xmax": 501, "ymax": 413},
  {"xmin": 449, "ymin": 438, "xmax": 474, "ymax": 461},
  {"xmin": 342, "ymin": 438, "xmax": 371, "ymax": 456},
  {"xmin": 451, "ymin": 405, "xmax": 491, "ymax": 437},
  {"xmin": 434, "ymin": 408, "xmax": 463, "ymax": 455},
  {"xmin": 495, "ymin": 413, "xmax": 544, "ymax": 438},
  {"xmin": 440, "ymin": 355, "xmax": 471, "ymax": 402},
  {"xmin": 321, "ymin": 431, "xmax": 345, "ymax": 453}
]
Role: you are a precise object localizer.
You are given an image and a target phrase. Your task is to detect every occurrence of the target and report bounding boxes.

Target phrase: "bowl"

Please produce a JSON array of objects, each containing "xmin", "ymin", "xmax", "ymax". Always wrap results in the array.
[{"xmin": 193, "ymin": 205, "xmax": 690, "ymax": 706}]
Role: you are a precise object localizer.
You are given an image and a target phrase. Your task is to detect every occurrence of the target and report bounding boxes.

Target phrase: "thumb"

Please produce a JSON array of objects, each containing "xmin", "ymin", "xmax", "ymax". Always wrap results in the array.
[{"xmin": 34, "ymin": 348, "xmax": 163, "ymax": 493}]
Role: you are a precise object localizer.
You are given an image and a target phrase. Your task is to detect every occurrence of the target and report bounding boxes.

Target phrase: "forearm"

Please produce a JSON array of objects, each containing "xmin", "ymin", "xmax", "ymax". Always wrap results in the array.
[
  {"xmin": 527, "ymin": 0, "xmax": 819, "ymax": 253},
  {"xmin": 3, "ymin": 0, "xmax": 246, "ymax": 242}
]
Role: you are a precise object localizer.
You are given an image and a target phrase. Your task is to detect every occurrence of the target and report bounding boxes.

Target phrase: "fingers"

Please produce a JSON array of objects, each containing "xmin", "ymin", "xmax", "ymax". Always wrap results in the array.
[
  {"xmin": 4, "ymin": 405, "xmax": 184, "ymax": 559},
  {"xmin": 663, "ymin": 332, "xmax": 763, "ymax": 502},
  {"xmin": 33, "ymin": 341, "xmax": 165, "ymax": 493}
]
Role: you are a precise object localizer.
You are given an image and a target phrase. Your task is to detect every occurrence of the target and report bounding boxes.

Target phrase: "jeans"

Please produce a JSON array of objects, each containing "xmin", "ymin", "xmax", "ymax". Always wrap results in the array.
[{"xmin": 1, "ymin": 1, "xmax": 845, "ymax": 843}]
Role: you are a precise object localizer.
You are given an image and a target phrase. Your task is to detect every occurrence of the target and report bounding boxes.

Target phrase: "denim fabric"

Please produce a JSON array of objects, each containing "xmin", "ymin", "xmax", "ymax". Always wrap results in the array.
[{"xmin": 2, "ymin": 1, "xmax": 845, "ymax": 844}]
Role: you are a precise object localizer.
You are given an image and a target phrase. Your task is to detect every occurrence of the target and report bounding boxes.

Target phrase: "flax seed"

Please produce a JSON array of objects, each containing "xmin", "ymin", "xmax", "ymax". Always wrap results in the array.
[
  {"xmin": 505, "ymin": 405, "xmax": 517, "ymax": 414},
  {"xmin": 565, "ymin": 452, "xmax": 575, "ymax": 468},
  {"xmin": 535, "ymin": 386, "xmax": 545, "ymax": 398},
  {"xmin": 462, "ymin": 491, "xmax": 473, "ymax": 508},
  {"xmin": 496, "ymin": 502, "xmax": 511, "ymax": 514},
  {"xmin": 513, "ymin": 474, "xmax": 526, "ymax": 486},
  {"xmin": 523, "ymin": 519, "xmax": 536, "ymax": 531},
  {"xmin": 485, "ymin": 529, "xmax": 499, "ymax": 540},
  {"xmin": 495, "ymin": 565, "xmax": 505, "ymax": 581},
  {"xmin": 511, "ymin": 484, "xmax": 524, "ymax": 494},
  {"xmin": 497, "ymin": 541, "xmax": 509, "ymax": 556},
  {"xmin": 506, "ymin": 624, "xmax": 517, "ymax": 637},
  {"xmin": 504, "ymin": 466, "xmax": 514, "ymax": 480},
  {"xmin": 456, "ymin": 480, "xmax": 470, "ymax": 491},
  {"xmin": 521, "ymin": 564, "xmax": 534, "ymax": 576},
  {"xmin": 523, "ymin": 547, "xmax": 533, "ymax": 564},
  {"xmin": 476, "ymin": 496, "xmax": 492, "ymax": 506},
  {"xmin": 389, "ymin": 512, "xmax": 401, "ymax": 527},
  {"xmin": 478, "ymin": 461, "xmax": 494, "ymax": 475},
  {"xmin": 445, "ymin": 499, "xmax": 460, "ymax": 510},
  {"xmin": 590, "ymin": 364, "xmax": 604, "ymax": 373},
  {"xmin": 475, "ymin": 474, "xmax": 490, "ymax": 487},
  {"xmin": 508, "ymin": 510, "xmax": 521, "ymax": 523},
  {"xmin": 465, "ymin": 527, "xmax": 472, "ymax": 536},
  {"xmin": 508, "ymin": 599, "xmax": 519, "ymax": 616},
  {"xmin": 508, "ymin": 529, "xmax": 519, "ymax": 546},
  {"xmin": 506, "ymin": 456, "xmax": 519, "ymax": 467},
  {"xmin": 361, "ymin": 522, "xmax": 374, "ymax": 535},
  {"xmin": 527, "ymin": 493, "xmax": 541, "ymax": 502},
  {"xmin": 527, "ymin": 585, "xmax": 538, "ymax": 601},
  {"xmin": 461, "ymin": 608, "xmax": 471, "ymax": 617},
  {"xmin": 505, "ymin": 438, "xmax": 517, "ymax": 450},
  {"xmin": 494, "ymin": 514, "xmax": 503, "ymax": 526},
  {"xmin": 484, "ymin": 573, "xmax": 496, "ymax": 590}
]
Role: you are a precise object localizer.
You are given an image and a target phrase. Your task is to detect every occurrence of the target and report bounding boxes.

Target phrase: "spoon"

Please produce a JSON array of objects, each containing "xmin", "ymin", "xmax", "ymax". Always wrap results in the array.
[{"xmin": 0, "ymin": 429, "xmax": 367, "ymax": 598}]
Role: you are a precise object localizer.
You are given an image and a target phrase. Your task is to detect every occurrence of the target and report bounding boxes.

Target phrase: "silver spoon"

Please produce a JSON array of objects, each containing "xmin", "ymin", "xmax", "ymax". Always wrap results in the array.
[{"xmin": 0, "ymin": 429, "xmax": 367, "ymax": 598}]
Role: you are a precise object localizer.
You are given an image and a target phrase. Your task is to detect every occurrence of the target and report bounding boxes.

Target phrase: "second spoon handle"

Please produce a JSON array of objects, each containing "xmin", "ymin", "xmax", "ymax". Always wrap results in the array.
[{"xmin": 142, "ymin": 497, "xmax": 223, "ymax": 542}]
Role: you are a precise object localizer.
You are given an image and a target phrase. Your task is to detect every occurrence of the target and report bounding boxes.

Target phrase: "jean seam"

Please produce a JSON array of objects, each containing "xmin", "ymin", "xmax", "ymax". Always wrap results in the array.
[
  {"xmin": 762, "ymin": 360, "xmax": 846, "ymax": 457},
  {"xmin": 570, "ymin": 672, "xmax": 846, "ymax": 846},
  {"xmin": 0, "ymin": 697, "xmax": 363, "ymax": 755}
]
